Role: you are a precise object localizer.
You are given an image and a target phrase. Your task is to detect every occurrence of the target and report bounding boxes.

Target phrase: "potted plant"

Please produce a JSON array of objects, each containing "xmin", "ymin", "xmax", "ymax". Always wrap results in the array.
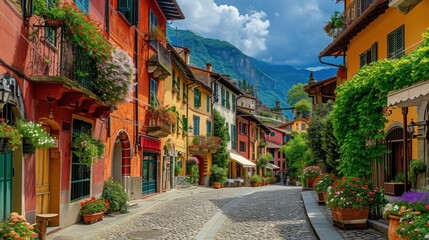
[
  {"xmin": 72, "ymin": 133, "xmax": 105, "ymax": 167},
  {"xmin": 102, "ymin": 178, "xmax": 129, "ymax": 213},
  {"xmin": 0, "ymin": 119, "xmax": 22, "ymax": 153},
  {"xmin": 302, "ymin": 165, "xmax": 322, "ymax": 188},
  {"xmin": 15, "ymin": 119, "xmax": 55, "ymax": 154},
  {"xmin": 323, "ymin": 11, "xmax": 345, "ymax": 38},
  {"xmin": 146, "ymin": 26, "xmax": 167, "ymax": 43},
  {"xmin": 0, "ymin": 212, "xmax": 37, "ymax": 239},
  {"xmin": 79, "ymin": 197, "xmax": 110, "ymax": 224},
  {"xmin": 313, "ymin": 173, "xmax": 336, "ymax": 203},
  {"xmin": 325, "ymin": 177, "xmax": 373, "ymax": 229},
  {"xmin": 192, "ymin": 137, "xmax": 199, "ymax": 147},
  {"xmin": 210, "ymin": 164, "xmax": 227, "ymax": 189},
  {"xmin": 250, "ymin": 175, "xmax": 262, "ymax": 187},
  {"xmin": 409, "ymin": 159, "xmax": 427, "ymax": 189}
]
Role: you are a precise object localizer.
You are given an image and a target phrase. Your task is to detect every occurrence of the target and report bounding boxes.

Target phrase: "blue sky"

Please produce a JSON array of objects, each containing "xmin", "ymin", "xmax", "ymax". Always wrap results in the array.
[{"xmin": 171, "ymin": 0, "xmax": 343, "ymax": 69}]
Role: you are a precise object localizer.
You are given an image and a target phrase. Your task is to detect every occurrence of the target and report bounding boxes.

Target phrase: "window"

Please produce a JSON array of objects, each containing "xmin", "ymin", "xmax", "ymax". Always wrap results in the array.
[
  {"xmin": 270, "ymin": 132, "xmax": 275, "ymax": 137},
  {"xmin": 360, "ymin": 42, "xmax": 377, "ymax": 68},
  {"xmin": 194, "ymin": 88, "xmax": 201, "ymax": 107},
  {"xmin": 44, "ymin": 27, "xmax": 56, "ymax": 46},
  {"xmin": 226, "ymin": 91, "xmax": 230, "ymax": 109},
  {"xmin": 285, "ymin": 125, "xmax": 291, "ymax": 131},
  {"xmin": 149, "ymin": 9, "xmax": 158, "ymax": 30},
  {"xmin": 226, "ymin": 122, "xmax": 230, "ymax": 141},
  {"xmin": 206, "ymin": 95, "xmax": 210, "ymax": 112},
  {"xmin": 221, "ymin": 87, "xmax": 226, "ymax": 107},
  {"xmin": 149, "ymin": 78, "xmax": 158, "ymax": 107},
  {"xmin": 301, "ymin": 123, "xmax": 306, "ymax": 130},
  {"xmin": 240, "ymin": 122, "xmax": 248, "ymax": 135},
  {"xmin": 232, "ymin": 95, "xmax": 236, "ymax": 112},
  {"xmin": 193, "ymin": 116, "xmax": 200, "ymax": 135},
  {"xmin": 75, "ymin": 0, "xmax": 89, "ymax": 13},
  {"xmin": 71, "ymin": 119, "xmax": 92, "ymax": 201},
  {"xmin": 239, "ymin": 141, "xmax": 246, "ymax": 152},
  {"xmin": 231, "ymin": 124, "xmax": 237, "ymax": 149},
  {"xmin": 206, "ymin": 120, "xmax": 212, "ymax": 135},
  {"xmin": 277, "ymin": 151, "xmax": 281, "ymax": 159},
  {"xmin": 270, "ymin": 149, "xmax": 275, "ymax": 157},
  {"xmin": 118, "ymin": 0, "xmax": 137, "ymax": 25},
  {"xmin": 182, "ymin": 82, "xmax": 187, "ymax": 102},
  {"xmin": 213, "ymin": 83, "xmax": 219, "ymax": 102},
  {"xmin": 387, "ymin": 25, "xmax": 405, "ymax": 59}
]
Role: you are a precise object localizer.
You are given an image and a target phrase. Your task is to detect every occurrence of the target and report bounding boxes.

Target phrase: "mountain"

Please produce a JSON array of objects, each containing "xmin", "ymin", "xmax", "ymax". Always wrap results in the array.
[{"xmin": 167, "ymin": 27, "xmax": 337, "ymax": 108}]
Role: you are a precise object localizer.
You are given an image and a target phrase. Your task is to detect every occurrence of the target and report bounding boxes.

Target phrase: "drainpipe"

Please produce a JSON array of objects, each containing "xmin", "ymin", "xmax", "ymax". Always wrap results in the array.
[{"xmin": 134, "ymin": 18, "xmax": 139, "ymax": 162}]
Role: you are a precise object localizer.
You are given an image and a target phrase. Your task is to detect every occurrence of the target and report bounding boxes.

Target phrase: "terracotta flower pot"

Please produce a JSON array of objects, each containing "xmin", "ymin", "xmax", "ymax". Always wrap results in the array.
[
  {"xmin": 388, "ymin": 215, "xmax": 403, "ymax": 240},
  {"xmin": 306, "ymin": 177, "xmax": 316, "ymax": 188},
  {"xmin": 251, "ymin": 182, "xmax": 258, "ymax": 187},
  {"xmin": 317, "ymin": 192, "xmax": 325, "ymax": 204},
  {"xmin": 82, "ymin": 212, "xmax": 104, "ymax": 224},
  {"xmin": 331, "ymin": 206, "xmax": 369, "ymax": 229},
  {"xmin": 213, "ymin": 182, "xmax": 221, "ymax": 189}
]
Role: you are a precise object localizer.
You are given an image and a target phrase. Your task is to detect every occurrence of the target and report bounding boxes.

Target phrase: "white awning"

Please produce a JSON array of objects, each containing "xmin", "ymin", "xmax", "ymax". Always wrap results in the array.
[
  {"xmin": 230, "ymin": 152, "xmax": 256, "ymax": 168},
  {"xmin": 266, "ymin": 163, "xmax": 280, "ymax": 170},
  {"xmin": 387, "ymin": 80, "xmax": 429, "ymax": 107}
]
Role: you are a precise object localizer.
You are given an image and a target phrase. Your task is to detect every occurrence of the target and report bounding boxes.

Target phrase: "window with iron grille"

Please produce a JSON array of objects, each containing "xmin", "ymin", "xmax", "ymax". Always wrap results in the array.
[
  {"xmin": 387, "ymin": 25, "xmax": 405, "ymax": 59},
  {"xmin": 239, "ymin": 141, "xmax": 246, "ymax": 152},
  {"xmin": 75, "ymin": 0, "xmax": 89, "ymax": 13},
  {"xmin": 70, "ymin": 119, "xmax": 92, "ymax": 201},
  {"xmin": 118, "ymin": 0, "xmax": 137, "ymax": 25},
  {"xmin": 359, "ymin": 42, "xmax": 377, "ymax": 68}
]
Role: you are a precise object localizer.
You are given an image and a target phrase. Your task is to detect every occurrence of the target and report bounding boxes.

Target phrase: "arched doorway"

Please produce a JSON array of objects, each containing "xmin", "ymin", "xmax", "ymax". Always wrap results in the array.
[
  {"xmin": 385, "ymin": 127, "xmax": 406, "ymax": 182},
  {"xmin": 35, "ymin": 118, "xmax": 61, "ymax": 226},
  {"xmin": 111, "ymin": 131, "xmax": 132, "ymax": 199}
]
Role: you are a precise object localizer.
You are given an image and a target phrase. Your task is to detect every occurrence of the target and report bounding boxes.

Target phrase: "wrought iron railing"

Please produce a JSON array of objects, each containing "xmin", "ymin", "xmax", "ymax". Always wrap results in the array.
[
  {"xmin": 30, "ymin": 27, "xmax": 97, "ymax": 93},
  {"xmin": 188, "ymin": 136, "xmax": 221, "ymax": 149}
]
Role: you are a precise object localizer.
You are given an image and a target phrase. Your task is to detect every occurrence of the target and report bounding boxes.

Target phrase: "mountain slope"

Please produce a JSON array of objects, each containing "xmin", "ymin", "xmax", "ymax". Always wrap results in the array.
[{"xmin": 167, "ymin": 27, "xmax": 336, "ymax": 108}]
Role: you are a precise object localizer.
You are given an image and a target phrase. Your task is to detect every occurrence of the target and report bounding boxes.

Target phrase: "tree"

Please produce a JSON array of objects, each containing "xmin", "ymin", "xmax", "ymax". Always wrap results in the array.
[
  {"xmin": 321, "ymin": 113, "xmax": 340, "ymax": 173},
  {"xmin": 280, "ymin": 132, "xmax": 312, "ymax": 182},
  {"xmin": 211, "ymin": 110, "xmax": 229, "ymax": 183},
  {"xmin": 257, "ymin": 153, "xmax": 272, "ymax": 176},
  {"xmin": 287, "ymin": 83, "xmax": 309, "ymax": 107},
  {"xmin": 294, "ymin": 99, "xmax": 312, "ymax": 118}
]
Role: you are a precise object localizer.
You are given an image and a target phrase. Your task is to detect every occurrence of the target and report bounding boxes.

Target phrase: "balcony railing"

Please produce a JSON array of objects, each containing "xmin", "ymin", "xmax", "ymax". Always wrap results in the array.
[
  {"xmin": 30, "ymin": 28, "xmax": 97, "ymax": 93},
  {"xmin": 147, "ymin": 119, "xmax": 172, "ymax": 138},
  {"xmin": 189, "ymin": 136, "xmax": 221, "ymax": 152},
  {"xmin": 147, "ymin": 40, "xmax": 171, "ymax": 79}
]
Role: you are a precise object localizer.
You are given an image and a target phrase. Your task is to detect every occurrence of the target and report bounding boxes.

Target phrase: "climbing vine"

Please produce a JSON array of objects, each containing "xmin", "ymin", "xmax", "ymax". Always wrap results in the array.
[{"xmin": 332, "ymin": 28, "xmax": 429, "ymax": 177}]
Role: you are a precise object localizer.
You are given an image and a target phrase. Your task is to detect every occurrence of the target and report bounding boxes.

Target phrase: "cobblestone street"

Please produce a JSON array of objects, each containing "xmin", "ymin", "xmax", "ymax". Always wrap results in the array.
[{"xmin": 96, "ymin": 185, "xmax": 315, "ymax": 240}]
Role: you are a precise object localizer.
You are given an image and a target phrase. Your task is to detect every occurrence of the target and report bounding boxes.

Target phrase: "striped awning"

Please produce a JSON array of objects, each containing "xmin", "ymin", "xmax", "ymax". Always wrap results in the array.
[
  {"xmin": 230, "ymin": 152, "xmax": 256, "ymax": 168},
  {"xmin": 387, "ymin": 80, "xmax": 429, "ymax": 107}
]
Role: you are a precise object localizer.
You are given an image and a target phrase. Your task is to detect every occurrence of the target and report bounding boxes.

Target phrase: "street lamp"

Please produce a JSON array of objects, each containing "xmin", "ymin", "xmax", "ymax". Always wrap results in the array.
[{"xmin": 407, "ymin": 119, "xmax": 417, "ymax": 134}]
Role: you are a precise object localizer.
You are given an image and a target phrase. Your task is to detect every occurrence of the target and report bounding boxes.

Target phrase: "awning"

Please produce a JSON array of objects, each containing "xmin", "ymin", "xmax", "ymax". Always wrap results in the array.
[
  {"xmin": 266, "ymin": 163, "xmax": 280, "ymax": 170},
  {"xmin": 387, "ymin": 80, "xmax": 429, "ymax": 107},
  {"xmin": 230, "ymin": 152, "xmax": 256, "ymax": 168}
]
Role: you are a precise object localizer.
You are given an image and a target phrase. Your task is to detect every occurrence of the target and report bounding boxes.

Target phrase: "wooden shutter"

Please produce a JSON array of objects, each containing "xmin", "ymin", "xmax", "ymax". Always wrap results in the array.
[
  {"xmin": 360, "ymin": 52, "xmax": 367, "ymax": 68},
  {"xmin": 395, "ymin": 25, "xmax": 404, "ymax": 58},
  {"xmin": 370, "ymin": 42, "xmax": 378, "ymax": 63},
  {"xmin": 387, "ymin": 31, "xmax": 396, "ymax": 59}
]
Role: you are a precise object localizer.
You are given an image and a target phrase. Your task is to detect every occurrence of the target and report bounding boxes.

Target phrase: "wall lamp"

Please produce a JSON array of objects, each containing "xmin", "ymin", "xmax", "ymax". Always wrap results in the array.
[
  {"xmin": 188, "ymin": 126, "xmax": 193, "ymax": 133},
  {"xmin": 0, "ymin": 79, "xmax": 12, "ymax": 112}
]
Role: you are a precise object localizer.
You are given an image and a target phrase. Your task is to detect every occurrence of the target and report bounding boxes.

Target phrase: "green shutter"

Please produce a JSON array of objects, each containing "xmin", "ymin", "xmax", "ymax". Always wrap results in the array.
[
  {"xmin": 359, "ymin": 52, "xmax": 367, "ymax": 68},
  {"xmin": 395, "ymin": 25, "xmax": 404, "ymax": 58},
  {"xmin": 370, "ymin": 42, "xmax": 378, "ymax": 63}
]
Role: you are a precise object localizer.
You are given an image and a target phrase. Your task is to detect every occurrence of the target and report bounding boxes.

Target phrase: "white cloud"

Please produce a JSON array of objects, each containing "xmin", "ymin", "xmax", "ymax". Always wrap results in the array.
[
  {"xmin": 173, "ymin": 0, "xmax": 270, "ymax": 57},
  {"xmin": 305, "ymin": 66, "xmax": 335, "ymax": 71}
]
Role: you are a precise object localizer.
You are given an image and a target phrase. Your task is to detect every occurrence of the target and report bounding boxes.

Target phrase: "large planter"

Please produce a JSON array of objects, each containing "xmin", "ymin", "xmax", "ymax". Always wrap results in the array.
[
  {"xmin": 388, "ymin": 215, "xmax": 402, "ymax": 240},
  {"xmin": 0, "ymin": 137, "xmax": 9, "ymax": 153},
  {"xmin": 384, "ymin": 182, "xmax": 408, "ymax": 196},
  {"xmin": 331, "ymin": 206, "xmax": 369, "ymax": 229},
  {"xmin": 306, "ymin": 177, "xmax": 316, "ymax": 188},
  {"xmin": 212, "ymin": 182, "xmax": 221, "ymax": 189},
  {"xmin": 251, "ymin": 182, "xmax": 258, "ymax": 187},
  {"xmin": 317, "ymin": 192, "xmax": 325, "ymax": 204},
  {"xmin": 82, "ymin": 212, "xmax": 104, "ymax": 224}
]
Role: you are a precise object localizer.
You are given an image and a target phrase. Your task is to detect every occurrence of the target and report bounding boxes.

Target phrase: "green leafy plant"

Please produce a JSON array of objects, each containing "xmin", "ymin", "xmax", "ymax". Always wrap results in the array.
[
  {"xmin": 79, "ymin": 197, "xmax": 110, "ymax": 215},
  {"xmin": 394, "ymin": 172, "xmax": 405, "ymax": 183},
  {"xmin": 0, "ymin": 212, "xmax": 37, "ymax": 239},
  {"xmin": 72, "ymin": 133, "xmax": 104, "ymax": 167},
  {"xmin": 324, "ymin": 11, "xmax": 345, "ymax": 37},
  {"xmin": 409, "ymin": 159, "xmax": 427, "ymax": 188},
  {"xmin": 303, "ymin": 165, "xmax": 322, "ymax": 178},
  {"xmin": 313, "ymin": 173, "xmax": 336, "ymax": 194},
  {"xmin": 0, "ymin": 119, "xmax": 22, "ymax": 152},
  {"xmin": 210, "ymin": 164, "xmax": 228, "ymax": 185},
  {"xmin": 250, "ymin": 174, "xmax": 262, "ymax": 184},
  {"xmin": 325, "ymin": 177, "xmax": 372, "ymax": 210},
  {"xmin": 102, "ymin": 178, "xmax": 129, "ymax": 213},
  {"xmin": 174, "ymin": 164, "xmax": 181, "ymax": 176},
  {"xmin": 212, "ymin": 109, "xmax": 230, "ymax": 169},
  {"xmin": 16, "ymin": 119, "xmax": 55, "ymax": 148}
]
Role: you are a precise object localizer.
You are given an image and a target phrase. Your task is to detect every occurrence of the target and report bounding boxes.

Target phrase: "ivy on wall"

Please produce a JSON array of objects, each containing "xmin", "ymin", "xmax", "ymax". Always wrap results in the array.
[{"xmin": 332, "ymin": 29, "xmax": 429, "ymax": 177}]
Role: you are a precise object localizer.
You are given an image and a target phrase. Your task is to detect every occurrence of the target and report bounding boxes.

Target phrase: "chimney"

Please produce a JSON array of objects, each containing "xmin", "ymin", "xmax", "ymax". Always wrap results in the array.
[
  {"xmin": 206, "ymin": 63, "xmax": 212, "ymax": 71},
  {"xmin": 184, "ymin": 48, "xmax": 191, "ymax": 65}
]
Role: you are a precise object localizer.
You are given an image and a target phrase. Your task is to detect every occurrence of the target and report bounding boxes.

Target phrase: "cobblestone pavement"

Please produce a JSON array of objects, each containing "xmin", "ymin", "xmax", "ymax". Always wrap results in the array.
[
  {"xmin": 96, "ymin": 185, "xmax": 315, "ymax": 240},
  {"xmin": 319, "ymin": 203, "xmax": 387, "ymax": 240}
]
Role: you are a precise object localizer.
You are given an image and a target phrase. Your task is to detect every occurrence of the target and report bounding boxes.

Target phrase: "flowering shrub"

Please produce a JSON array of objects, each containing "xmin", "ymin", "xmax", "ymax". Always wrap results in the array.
[
  {"xmin": 187, "ymin": 157, "xmax": 199, "ymax": 165},
  {"xmin": 72, "ymin": 133, "xmax": 105, "ymax": 167},
  {"xmin": 95, "ymin": 48, "xmax": 136, "ymax": 105},
  {"xmin": 313, "ymin": 173, "xmax": 336, "ymax": 194},
  {"xmin": 80, "ymin": 197, "xmax": 110, "ymax": 215},
  {"xmin": 0, "ymin": 212, "xmax": 37, "ymax": 239},
  {"xmin": 16, "ymin": 120, "xmax": 55, "ymax": 148},
  {"xmin": 302, "ymin": 165, "xmax": 322, "ymax": 178},
  {"xmin": 325, "ymin": 177, "xmax": 372, "ymax": 210},
  {"xmin": 0, "ymin": 120, "xmax": 22, "ymax": 151}
]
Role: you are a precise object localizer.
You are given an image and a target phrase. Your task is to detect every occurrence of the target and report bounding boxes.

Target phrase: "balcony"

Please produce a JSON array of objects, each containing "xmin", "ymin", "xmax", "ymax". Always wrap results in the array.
[
  {"xmin": 188, "ymin": 136, "xmax": 221, "ymax": 153},
  {"xmin": 29, "ymin": 28, "xmax": 112, "ymax": 118},
  {"xmin": 147, "ymin": 120, "xmax": 172, "ymax": 138},
  {"xmin": 388, "ymin": 0, "xmax": 422, "ymax": 14},
  {"xmin": 320, "ymin": 0, "xmax": 389, "ymax": 57},
  {"xmin": 147, "ymin": 40, "xmax": 171, "ymax": 80}
]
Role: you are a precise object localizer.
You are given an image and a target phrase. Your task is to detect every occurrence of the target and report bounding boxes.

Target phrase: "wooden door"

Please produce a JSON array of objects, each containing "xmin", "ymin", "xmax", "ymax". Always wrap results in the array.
[
  {"xmin": 36, "ymin": 148, "xmax": 50, "ymax": 214},
  {"xmin": 0, "ymin": 150, "xmax": 12, "ymax": 220}
]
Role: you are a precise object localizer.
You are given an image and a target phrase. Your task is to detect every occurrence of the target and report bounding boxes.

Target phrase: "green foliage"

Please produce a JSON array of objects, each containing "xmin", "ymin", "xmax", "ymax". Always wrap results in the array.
[
  {"xmin": 394, "ymin": 172, "xmax": 405, "ymax": 183},
  {"xmin": 102, "ymin": 178, "xmax": 129, "ymax": 213},
  {"xmin": 16, "ymin": 120, "xmax": 55, "ymax": 148},
  {"xmin": 321, "ymin": 113, "xmax": 340, "ymax": 173},
  {"xmin": 332, "ymin": 28, "xmax": 429, "ymax": 177},
  {"xmin": 212, "ymin": 109, "xmax": 230, "ymax": 169},
  {"xmin": 294, "ymin": 99, "xmax": 312, "ymax": 118},
  {"xmin": 174, "ymin": 164, "xmax": 181, "ymax": 175},
  {"xmin": 409, "ymin": 159, "xmax": 427, "ymax": 187},
  {"xmin": 72, "ymin": 133, "xmax": 104, "ymax": 167},
  {"xmin": 281, "ymin": 132, "xmax": 312, "ymax": 180},
  {"xmin": 191, "ymin": 165, "xmax": 199, "ymax": 184},
  {"xmin": 0, "ymin": 212, "xmax": 37, "ymax": 239},
  {"xmin": 210, "ymin": 164, "xmax": 228, "ymax": 184},
  {"xmin": 79, "ymin": 197, "xmax": 109, "ymax": 215},
  {"xmin": 250, "ymin": 174, "xmax": 262, "ymax": 184},
  {"xmin": 286, "ymin": 83, "xmax": 309, "ymax": 107}
]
